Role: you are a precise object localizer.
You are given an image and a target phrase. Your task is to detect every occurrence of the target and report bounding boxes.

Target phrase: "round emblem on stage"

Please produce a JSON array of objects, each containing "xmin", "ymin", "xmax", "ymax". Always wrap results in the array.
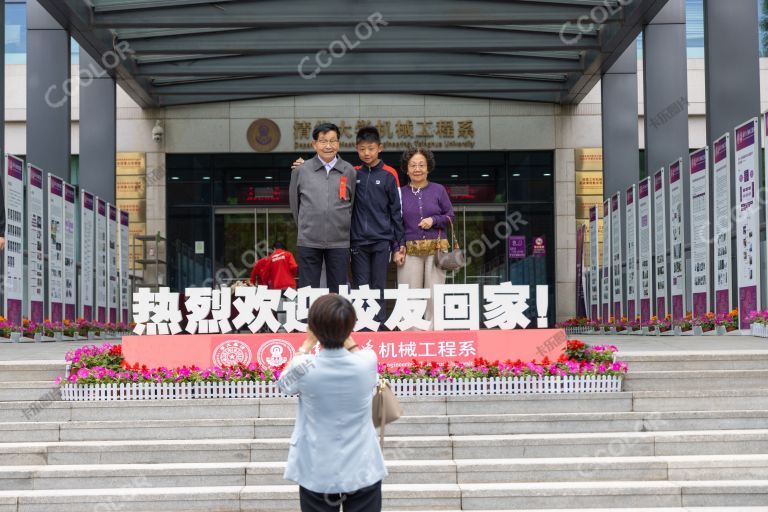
[
  {"xmin": 247, "ymin": 119, "xmax": 281, "ymax": 152},
  {"xmin": 212, "ymin": 340, "xmax": 253, "ymax": 367},
  {"xmin": 257, "ymin": 339, "xmax": 295, "ymax": 368}
]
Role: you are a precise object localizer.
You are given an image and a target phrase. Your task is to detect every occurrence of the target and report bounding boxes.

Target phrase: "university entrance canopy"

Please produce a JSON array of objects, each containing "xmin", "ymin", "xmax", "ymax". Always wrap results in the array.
[{"xmin": 40, "ymin": 0, "xmax": 668, "ymax": 107}]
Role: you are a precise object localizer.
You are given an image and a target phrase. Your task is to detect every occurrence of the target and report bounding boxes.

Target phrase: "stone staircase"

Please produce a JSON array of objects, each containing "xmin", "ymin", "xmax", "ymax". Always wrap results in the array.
[{"xmin": 1, "ymin": 352, "xmax": 768, "ymax": 510}]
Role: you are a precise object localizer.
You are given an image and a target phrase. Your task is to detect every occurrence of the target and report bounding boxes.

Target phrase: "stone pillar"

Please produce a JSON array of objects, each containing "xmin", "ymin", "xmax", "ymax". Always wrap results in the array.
[
  {"xmin": 79, "ymin": 51, "xmax": 116, "ymax": 203},
  {"xmin": 26, "ymin": 0, "xmax": 70, "ymax": 180}
]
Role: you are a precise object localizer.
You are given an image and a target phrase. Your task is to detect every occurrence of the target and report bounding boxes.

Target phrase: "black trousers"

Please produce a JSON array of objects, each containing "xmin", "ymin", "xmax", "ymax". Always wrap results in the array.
[
  {"xmin": 350, "ymin": 242, "xmax": 390, "ymax": 323},
  {"xmin": 298, "ymin": 246, "xmax": 349, "ymax": 294},
  {"xmin": 299, "ymin": 481, "xmax": 382, "ymax": 512}
]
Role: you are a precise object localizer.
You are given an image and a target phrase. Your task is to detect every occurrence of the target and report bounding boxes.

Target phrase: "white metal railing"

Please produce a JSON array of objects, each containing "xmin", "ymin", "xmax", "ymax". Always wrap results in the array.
[{"xmin": 60, "ymin": 375, "xmax": 623, "ymax": 401}]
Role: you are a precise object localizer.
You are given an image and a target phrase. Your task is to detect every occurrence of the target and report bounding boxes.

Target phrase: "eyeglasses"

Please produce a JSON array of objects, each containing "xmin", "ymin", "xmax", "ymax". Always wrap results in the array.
[
  {"xmin": 316, "ymin": 139, "xmax": 339, "ymax": 147},
  {"xmin": 408, "ymin": 163, "xmax": 428, "ymax": 170}
]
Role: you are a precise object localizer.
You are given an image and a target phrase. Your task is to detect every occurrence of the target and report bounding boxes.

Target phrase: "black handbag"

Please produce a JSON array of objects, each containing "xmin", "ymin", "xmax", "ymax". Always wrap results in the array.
[{"xmin": 435, "ymin": 218, "xmax": 466, "ymax": 271}]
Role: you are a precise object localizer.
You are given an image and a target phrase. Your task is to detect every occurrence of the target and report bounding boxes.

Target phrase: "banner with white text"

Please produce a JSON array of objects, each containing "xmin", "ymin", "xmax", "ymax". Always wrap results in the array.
[
  {"xmin": 3, "ymin": 155, "xmax": 25, "ymax": 325},
  {"xmin": 735, "ymin": 118, "xmax": 761, "ymax": 327},
  {"xmin": 689, "ymin": 147, "xmax": 710, "ymax": 316},
  {"xmin": 713, "ymin": 134, "xmax": 732, "ymax": 315},
  {"xmin": 653, "ymin": 169, "xmax": 668, "ymax": 318},
  {"xmin": 26, "ymin": 165, "xmax": 45, "ymax": 323}
]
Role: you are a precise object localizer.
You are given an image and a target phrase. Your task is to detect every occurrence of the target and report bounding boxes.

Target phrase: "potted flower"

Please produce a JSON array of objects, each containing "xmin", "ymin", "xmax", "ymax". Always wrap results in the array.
[
  {"xmin": 22, "ymin": 318, "xmax": 42, "ymax": 342},
  {"xmin": 0, "ymin": 316, "xmax": 15, "ymax": 341},
  {"xmin": 62, "ymin": 319, "xmax": 77, "ymax": 340},
  {"xmin": 614, "ymin": 316, "xmax": 628, "ymax": 334},
  {"xmin": 749, "ymin": 310, "xmax": 768, "ymax": 337},
  {"xmin": 628, "ymin": 316, "xmax": 642, "ymax": 334},
  {"xmin": 42, "ymin": 319, "xmax": 63, "ymax": 341},
  {"xmin": 658, "ymin": 314, "xmax": 673, "ymax": 335},
  {"xmin": 674, "ymin": 312, "xmax": 693, "ymax": 335},
  {"xmin": 692, "ymin": 312, "xmax": 715, "ymax": 335},
  {"xmin": 715, "ymin": 309, "xmax": 739, "ymax": 335},
  {"xmin": 643, "ymin": 316, "xmax": 658, "ymax": 335}
]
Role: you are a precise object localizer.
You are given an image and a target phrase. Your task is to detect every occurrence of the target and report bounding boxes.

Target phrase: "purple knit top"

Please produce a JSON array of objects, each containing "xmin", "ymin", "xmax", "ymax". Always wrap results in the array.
[{"xmin": 400, "ymin": 182, "xmax": 455, "ymax": 242}]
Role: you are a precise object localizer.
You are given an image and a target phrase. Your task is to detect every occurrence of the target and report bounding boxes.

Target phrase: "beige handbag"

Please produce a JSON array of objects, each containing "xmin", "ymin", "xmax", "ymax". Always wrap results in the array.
[
  {"xmin": 435, "ymin": 218, "xmax": 466, "ymax": 271},
  {"xmin": 372, "ymin": 380, "xmax": 403, "ymax": 449}
]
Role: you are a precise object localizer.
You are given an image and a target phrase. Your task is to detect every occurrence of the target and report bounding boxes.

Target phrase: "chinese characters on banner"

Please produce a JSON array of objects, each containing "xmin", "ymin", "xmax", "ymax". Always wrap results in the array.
[
  {"xmin": 610, "ymin": 193, "xmax": 622, "ymax": 319},
  {"xmin": 638, "ymin": 178, "xmax": 653, "ymax": 323},
  {"xmin": 712, "ymin": 135, "xmax": 732, "ymax": 315},
  {"xmin": 63, "ymin": 184, "xmax": 77, "ymax": 320},
  {"xmin": 668, "ymin": 159, "xmax": 686, "ymax": 321},
  {"xmin": 120, "ymin": 211, "xmax": 131, "ymax": 325},
  {"xmin": 80, "ymin": 191, "xmax": 95, "ymax": 321},
  {"xmin": 3, "ymin": 155, "xmax": 25, "ymax": 326},
  {"xmin": 735, "ymin": 118, "xmax": 761, "ymax": 328},
  {"xmin": 601, "ymin": 200, "xmax": 611, "ymax": 321},
  {"xmin": 47, "ymin": 175, "xmax": 65, "ymax": 323},
  {"xmin": 589, "ymin": 206, "xmax": 599, "ymax": 321},
  {"xmin": 625, "ymin": 185, "xmax": 638, "ymax": 321},
  {"xmin": 108, "ymin": 205, "xmax": 119, "ymax": 324},
  {"xmin": 131, "ymin": 283, "xmax": 549, "ymax": 335},
  {"xmin": 689, "ymin": 147, "xmax": 710, "ymax": 317},
  {"xmin": 653, "ymin": 169, "xmax": 668, "ymax": 318},
  {"xmin": 26, "ymin": 165, "xmax": 45, "ymax": 323},
  {"xmin": 95, "ymin": 198, "xmax": 108, "ymax": 323}
]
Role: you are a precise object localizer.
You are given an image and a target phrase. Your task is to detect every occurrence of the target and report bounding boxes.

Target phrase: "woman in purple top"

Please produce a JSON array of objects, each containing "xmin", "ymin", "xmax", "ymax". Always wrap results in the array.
[{"xmin": 395, "ymin": 147, "xmax": 455, "ymax": 327}]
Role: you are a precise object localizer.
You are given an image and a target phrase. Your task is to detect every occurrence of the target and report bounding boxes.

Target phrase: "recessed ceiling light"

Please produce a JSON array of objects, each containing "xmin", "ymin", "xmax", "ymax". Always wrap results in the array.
[
  {"xmin": 265, "ymin": 176, "xmax": 273, "ymax": 180},
  {"xmin": 171, "ymin": 176, "xmax": 180, "ymax": 180},
  {"xmin": 202, "ymin": 176, "xmax": 210, "ymax": 180},
  {"xmin": 512, "ymin": 173, "xmax": 521, "ymax": 177},
  {"xmin": 543, "ymin": 173, "xmax": 551, "ymax": 177},
  {"xmin": 481, "ymin": 174, "xmax": 490, "ymax": 177},
  {"xmin": 451, "ymin": 174, "xmax": 459, "ymax": 178},
  {"xmin": 234, "ymin": 176, "xmax": 242, "ymax": 180}
]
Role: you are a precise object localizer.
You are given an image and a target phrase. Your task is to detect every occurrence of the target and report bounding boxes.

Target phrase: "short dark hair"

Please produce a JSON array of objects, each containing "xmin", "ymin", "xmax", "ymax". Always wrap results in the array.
[
  {"xmin": 401, "ymin": 146, "xmax": 436, "ymax": 174},
  {"xmin": 308, "ymin": 294, "xmax": 356, "ymax": 350},
  {"xmin": 273, "ymin": 241, "xmax": 286, "ymax": 250},
  {"xmin": 356, "ymin": 126, "xmax": 381, "ymax": 145},
  {"xmin": 312, "ymin": 123, "xmax": 341, "ymax": 141}
]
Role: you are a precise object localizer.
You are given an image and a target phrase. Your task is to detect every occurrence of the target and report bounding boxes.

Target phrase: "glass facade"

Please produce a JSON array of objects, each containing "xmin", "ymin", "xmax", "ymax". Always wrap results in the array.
[
  {"xmin": 5, "ymin": 1, "xmax": 80, "ymax": 64},
  {"xmin": 167, "ymin": 151, "xmax": 556, "ymax": 324}
]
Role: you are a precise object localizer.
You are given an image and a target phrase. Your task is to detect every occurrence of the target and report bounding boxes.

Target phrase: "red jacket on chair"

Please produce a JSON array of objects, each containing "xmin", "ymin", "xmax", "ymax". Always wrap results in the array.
[{"xmin": 260, "ymin": 249, "xmax": 298, "ymax": 290}]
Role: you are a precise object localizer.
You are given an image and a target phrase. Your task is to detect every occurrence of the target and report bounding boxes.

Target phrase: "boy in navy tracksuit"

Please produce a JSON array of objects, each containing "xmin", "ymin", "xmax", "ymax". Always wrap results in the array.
[{"xmin": 350, "ymin": 127, "xmax": 405, "ymax": 325}]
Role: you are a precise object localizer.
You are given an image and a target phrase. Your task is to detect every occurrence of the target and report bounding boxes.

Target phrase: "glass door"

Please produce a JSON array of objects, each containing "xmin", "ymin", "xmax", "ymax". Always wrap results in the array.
[
  {"xmin": 447, "ymin": 205, "xmax": 508, "ymax": 286},
  {"xmin": 214, "ymin": 208, "xmax": 296, "ymax": 287}
]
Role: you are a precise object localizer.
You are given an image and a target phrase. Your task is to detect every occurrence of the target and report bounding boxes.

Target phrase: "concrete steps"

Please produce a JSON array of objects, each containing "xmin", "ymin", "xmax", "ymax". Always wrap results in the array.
[
  {"xmin": 0, "ymin": 352, "xmax": 767, "ymax": 510},
  {"xmin": 5, "ymin": 408, "xmax": 768, "ymax": 443},
  {"xmin": 2, "ymin": 454, "xmax": 768, "ymax": 490},
  {"xmin": 3, "ymin": 430, "xmax": 768, "ymax": 466},
  {"xmin": 0, "ymin": 481, "xmax": 767, "ymax": 511}
]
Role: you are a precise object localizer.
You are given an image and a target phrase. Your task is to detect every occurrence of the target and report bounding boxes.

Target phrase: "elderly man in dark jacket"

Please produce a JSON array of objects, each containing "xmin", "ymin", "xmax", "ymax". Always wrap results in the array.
[{"xmin": 289, "ymin": 123, "xmax": 356, "ymax": 293}]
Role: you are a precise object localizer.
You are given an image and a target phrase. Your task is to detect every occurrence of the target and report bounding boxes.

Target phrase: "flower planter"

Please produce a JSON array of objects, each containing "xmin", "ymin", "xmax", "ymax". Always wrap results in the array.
[
  {"xmin": 9, "ymin": 332, "xmax": 21, "ymax": 343},
  {"xmin": 752, "ymin": 323, "xmax": 767, "ymax": 337},
  {"xmin": 673, "ymin": 326, "xmax": 682, "ymax": 336},
  {"xmin": 60, "ymin": 375, "xmax": 625, "ymax": 401},
  {"xmin": 693, "ymin": 326, "xmax": 703, "ymax": 336},
  {"xmin": 715, "ymin": 325, "xmax": 727, "ymax": 336}
]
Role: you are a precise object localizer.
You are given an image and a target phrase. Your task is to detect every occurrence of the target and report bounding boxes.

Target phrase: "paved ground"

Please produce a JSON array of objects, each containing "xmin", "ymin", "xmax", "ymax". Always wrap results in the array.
[{"xmin": 1, "ymin": 332, "xmax": 767, "ymax": 362}]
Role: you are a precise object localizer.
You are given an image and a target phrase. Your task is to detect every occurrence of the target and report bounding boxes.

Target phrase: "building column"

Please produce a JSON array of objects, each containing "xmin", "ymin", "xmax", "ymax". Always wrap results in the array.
[
  {"xmin": 602, "ymin": 41, "xmax": 640, "ymax": 201},
  {"xmin": 1, "ymin": 0, "xmax": 5, "ymax": 156},
  {"xmin": 643, "ymin": 0, "xmax": 689, "ymax": 317},
  {"xmin": 704, "ymin": 0, "xmax": 760, "ymax": 144},
  {"xmin": 704, "ymin": 0, "xmax": 761, "ymax": 310},
  {"xmin": 26, "ymin": 0, "xmax": 70, "ymax": 180},
  {"xmin": 643, "ymin": 0, "xmax": 689, "ymax": 176},
  {"xmin": 601, "ymin": 41, "xmax": 639, "ymax": 321},
  {"xmin": 79, "ymin": 51, "xmax": 116, "ymax": 203}
]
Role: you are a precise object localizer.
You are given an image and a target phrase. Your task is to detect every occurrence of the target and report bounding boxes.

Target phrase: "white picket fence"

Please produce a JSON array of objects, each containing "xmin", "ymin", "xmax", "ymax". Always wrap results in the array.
[
  {"xmin": 752, "ymin": 323, "xmax": 768, "ymax": 337},
  {"xmin": 60, "ymin": 375, "xmax": 623, "ymax": 401}
]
